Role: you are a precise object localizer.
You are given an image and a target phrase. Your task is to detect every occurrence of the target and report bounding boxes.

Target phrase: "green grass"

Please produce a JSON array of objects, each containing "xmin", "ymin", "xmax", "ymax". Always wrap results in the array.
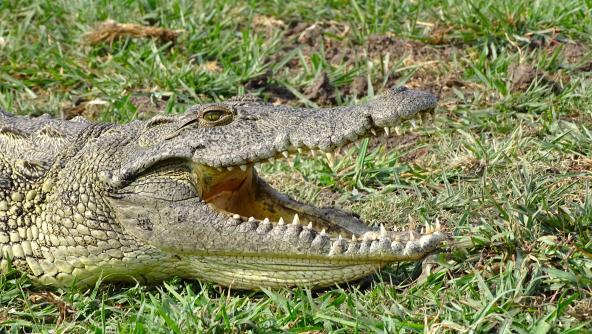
[{"xmin": 1, "ymin": 0, "xmax": 592, "ymax": 332}]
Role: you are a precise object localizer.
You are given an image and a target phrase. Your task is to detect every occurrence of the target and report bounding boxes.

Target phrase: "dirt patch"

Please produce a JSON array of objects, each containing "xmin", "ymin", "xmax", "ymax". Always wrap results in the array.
[
  {"xmin": 83, "ymin": 20, "xmax": 183, "ymax": 45},
  {"xmin": 561, "ymin": 43, "xmax": 592, "ymax": 71},
  {"xmin": 508, "ymin": 63, "xmax": 563, "ymax": 93},
  {"xmin": 366, "ymin": 35, "xmax": 419, "ymax": 59},
  {"xmin": 247, "ymin": 20, "xmax": 467, "ymax": 106},
  {"xmin": 244, "ymin": 70, "xmax": 296, "ymax": 104},
  {"xmin": 562, "ymin": 43, "xmax": 588, "ymax": 63},
  {"xmin": 508, "ymin": 63, "xmax": 539, "ymax": 92},
  {"xmin": 304, "ymin": 72, "xmax": 336, "ymax": 106},
  {"xmin": 349, "ymin": 75, "xmax": 368, "ymax": 98},
  {"xmin": 526, "ymin": 35, "xmax": 592, "ymax": 72},
  {"xmin": 129, "ymin": 95, "xmax": 169, "ymax": 119},
  {"xmin": 284, "ymin": 24, "xmax": 455, "ymax": 100}
]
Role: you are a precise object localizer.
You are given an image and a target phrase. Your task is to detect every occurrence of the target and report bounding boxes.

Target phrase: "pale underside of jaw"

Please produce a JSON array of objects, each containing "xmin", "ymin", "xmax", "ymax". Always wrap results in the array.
[{"xmin": 185, "ymin": 256, "xmax": 384, "ymax": 289}]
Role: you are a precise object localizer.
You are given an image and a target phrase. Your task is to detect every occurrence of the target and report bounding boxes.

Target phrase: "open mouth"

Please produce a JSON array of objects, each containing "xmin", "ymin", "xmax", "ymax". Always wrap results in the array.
[
  {"xmin": 104, "ymin": 87, "xmax": 448, "ymax": 288},
  {"xmin": 179, "ymin": 111, "xmax": 449, "ymax": 288},
  {"xmin": 194, "ymin": 110, "xmax": 439, "ymax": 239}
]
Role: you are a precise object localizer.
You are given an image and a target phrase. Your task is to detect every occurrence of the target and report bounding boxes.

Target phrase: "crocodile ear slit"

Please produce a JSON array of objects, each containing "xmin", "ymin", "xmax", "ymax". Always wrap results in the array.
[{"xmin": 144, "ymin": 116, "xmax": 177, "ymax": 129}]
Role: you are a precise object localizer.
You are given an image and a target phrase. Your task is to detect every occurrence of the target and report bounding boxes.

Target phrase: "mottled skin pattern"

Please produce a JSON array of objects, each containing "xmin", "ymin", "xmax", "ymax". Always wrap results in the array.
[{"xmin": 0, "ymin": 87, "xmax": 448, "ymax": 289}]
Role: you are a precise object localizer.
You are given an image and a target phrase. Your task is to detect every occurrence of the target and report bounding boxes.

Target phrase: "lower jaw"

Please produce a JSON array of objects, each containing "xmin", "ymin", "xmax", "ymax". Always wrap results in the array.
[{"xmin": 183, "ymin": 255, "xmax": 387, "ymax": 289}]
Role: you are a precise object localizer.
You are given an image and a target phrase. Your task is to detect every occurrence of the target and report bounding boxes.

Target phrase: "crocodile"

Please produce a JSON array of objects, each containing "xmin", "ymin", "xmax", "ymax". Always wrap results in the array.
[{"xmin": 0, "ymin": 87, "xmax": 447, "ymax": 289}]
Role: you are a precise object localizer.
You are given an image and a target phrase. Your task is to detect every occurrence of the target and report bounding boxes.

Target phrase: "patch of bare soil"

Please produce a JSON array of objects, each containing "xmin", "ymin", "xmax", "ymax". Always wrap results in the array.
[
  {"xmin": 304, "ymin": 72, "xmax": 336, "ymax": 106},
  {"xmin": 508, "ymin": 63, "xmax": 539, "ymax": 92},
  {"xmin": 250, "ymin": 19, "xmax": 459, "ymax": 105},
  {"xmin": 519, "ymin": 31, "xmax": 591, "ymax": 72},
  {"xmin": 349, "ymin": 75, "xmax": 368, "ymax": 98},
  {"xmin": 83, "ymin": 20, "xmax": 183, "ymax": 45},
  {"xmin": 129, "ymin": 95, "xmax": 169, "ymax": 119},
  {"xmin": 507, "ymin": 63, "xmax": 563, "ymax": 93},
  {"xmin": 244, "ymin": 70, "xmax": 296, "ymax": 104},
  {"xmin": 561, "ymin": 43, "xmax": 592, "ymax": 71}
]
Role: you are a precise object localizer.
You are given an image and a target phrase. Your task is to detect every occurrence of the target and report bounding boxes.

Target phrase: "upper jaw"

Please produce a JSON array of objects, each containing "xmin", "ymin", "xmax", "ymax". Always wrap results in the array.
[{"xmin": 190, "ymin": 87, "xmax": 437, "ymax": 170}]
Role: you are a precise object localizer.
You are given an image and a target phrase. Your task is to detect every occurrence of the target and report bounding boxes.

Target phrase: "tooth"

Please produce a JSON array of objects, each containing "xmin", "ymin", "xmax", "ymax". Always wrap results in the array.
[
  {"xmin": 239, "ymin": 164, "xmax": 247, "ymax": 171},
  {"xmin": 394, "ymin": 126, "xmax": 401, "ymax": 135},
  {"xmin": 338, "ymin": 234, "xmax": 343, "ymax": 241},
  {"xmin": 384, "ymin": 127, "xmax": 391, "ymax": 136},
  {"xmin": 409, "ymin": 230, "xmax": 415, "ymax": 241},
  {"xmin": 408, "ymin": 214, "xmax": 416, "ymax": 230},
  {"xmin": 380, "ymin": 224, "xmax": 387, "ymax": 237},
  {"xmin": 325, "ymin": 152, "xmax": 335, "ymax": 166},
  {"xmin": 248, "ymin": 216, "xmax": 256, "ymax": 222},
  {"xmin": 216, "ymin": 167, "xmax": 223, "ymax": 172},
  {"xmin": 371, "ymin": 129, "xmax": 377, "ymax": 136},
  {"xmin": 278, "ymin": 217, "xmax": 285, "ymax": 226},
  {"xmin": 346, "ymin": 238, "xmax": 359, "ymax": 254},
  {"xmin": 435, "ymin": 219, "xmax": 442, "ymax": 231},
  {"xmin": 362, "ymin": 233, "xmax": 372, "ymax": 242},
  {"xmin": 227, "ymin": 166, "xmax": 234, "ymax": 171},
  {"xmin": 421, "ymin": 227, "xmax": 425, "ymax": 234},
  {"xmin": 306, "ymin": 222, "xmax": 313, "ymax": 230},
  {"xmin": 257, "ymin": 218, "xmax": 273, "ymax": 233},
  {"xmin": 311, "ymin": 231, "xmax": 330, "ymax": 250},
  {"xmin": 292, "ymin": 214, "xmax": 300, "ymax": 225},
  {"xmin": 351, "ymin": 235, "xmax": 357, "ymax": 242},
  {"xmin": 282, "ymin": 151, "xmax": 289, "ymax": 158},
  {"xmin": 310, "ymin": 150, "xmax": 317, "ymax": 157},
  {"xmin": 329, "ymin": 240, "xmax": 342, "ymax": 256},
  {"xmin": 425, "ymin": 223, "xmax": 432, "ymax": 234},
  {"xmin": 232, "ymin": 214, "xmax": 241, "ymax": 220},
  {"xmin": 410, "ymin": 120, "xmax": 417, "ymax": 129},
  {"xmin": 320, "ymin": 228, "xmax": 327, "ymax": 236},
  {"xmin": 329, "ymin": 235, "xmax": 347, "ymax": 256},
  {"xmin": 299, "ymin": 226, "xmax": 315, "ymax": 242},
  {"xmin": 297, "ymin": 148, "xmax": 303, "ymax": 154}
]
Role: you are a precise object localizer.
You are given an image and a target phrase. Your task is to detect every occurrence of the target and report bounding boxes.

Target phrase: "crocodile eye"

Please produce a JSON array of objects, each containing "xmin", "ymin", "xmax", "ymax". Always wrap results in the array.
[
  {"xmin": 200, "ymin": 106, "xmax": 233, "ymax": 126},
  {"xmin": 204, "ymin": 110, "xmax": 223, "ymax": 121}
]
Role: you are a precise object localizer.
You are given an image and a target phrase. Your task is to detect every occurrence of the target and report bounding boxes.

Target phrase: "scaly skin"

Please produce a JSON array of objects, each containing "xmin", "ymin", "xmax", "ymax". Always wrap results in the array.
[{"xmin": 0, "ymin": 87, "xmax": 447, "ymax": 289}]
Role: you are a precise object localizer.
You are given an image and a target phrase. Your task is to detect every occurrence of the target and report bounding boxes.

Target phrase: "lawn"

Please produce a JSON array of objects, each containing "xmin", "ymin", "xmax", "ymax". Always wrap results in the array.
[{"xmin": 1, "ymin": 0, "xmax": 591, "ymax": 332}]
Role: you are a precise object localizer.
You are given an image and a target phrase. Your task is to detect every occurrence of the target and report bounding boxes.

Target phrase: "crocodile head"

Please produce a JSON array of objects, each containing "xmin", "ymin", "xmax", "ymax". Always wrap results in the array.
[
  {"xmin": 27, "ymin": 87, "xmax": 444, "ymax": 288},
  {"xmin": 90, "ymin": 87, "xmax": 444, "ymax": 289}
]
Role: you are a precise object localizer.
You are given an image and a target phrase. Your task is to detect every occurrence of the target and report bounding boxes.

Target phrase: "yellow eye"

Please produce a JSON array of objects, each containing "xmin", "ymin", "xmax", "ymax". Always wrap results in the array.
[
  {"xmin": 203, "ymin": 110, "xmax": 224, "ymax": 122},
  {"xmin": 199, "ymin": 106, "xmax": 234, "ymax": 127}
]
